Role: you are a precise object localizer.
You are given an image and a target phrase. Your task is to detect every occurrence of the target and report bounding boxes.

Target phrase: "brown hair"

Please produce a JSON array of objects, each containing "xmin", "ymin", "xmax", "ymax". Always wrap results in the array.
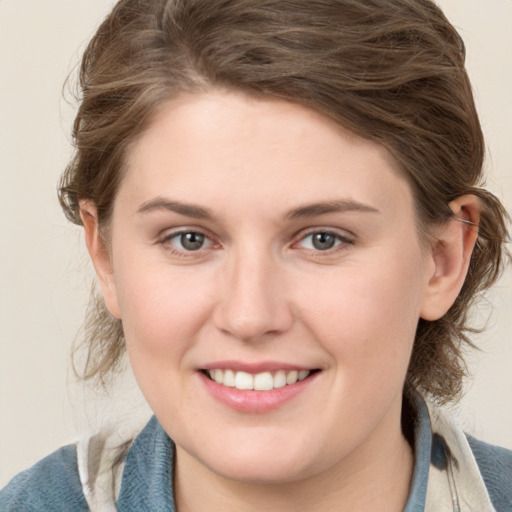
[{"xmin": 60, "ymin": 0, "xmax": 509, "ymax": 402}]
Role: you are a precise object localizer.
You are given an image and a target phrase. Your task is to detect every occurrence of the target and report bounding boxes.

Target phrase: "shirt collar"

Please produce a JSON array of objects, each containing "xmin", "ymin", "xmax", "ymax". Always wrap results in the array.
[
  {"xmin": 117, "ymin": 416, "xmax": 176, "ymax": 511},
  {"xmin": 403, "ymin": 393, "xmax": 433, "ymax": 511}
]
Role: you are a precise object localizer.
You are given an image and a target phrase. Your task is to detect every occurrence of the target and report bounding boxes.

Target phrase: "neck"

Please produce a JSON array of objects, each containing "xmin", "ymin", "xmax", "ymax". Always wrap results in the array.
[{"xmin": 174, "ymin": 400, "xmax": 414, "ymax": 512}]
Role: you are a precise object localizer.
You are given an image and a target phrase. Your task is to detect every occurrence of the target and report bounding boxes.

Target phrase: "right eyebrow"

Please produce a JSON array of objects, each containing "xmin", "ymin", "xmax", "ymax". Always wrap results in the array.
[{"xmin": 137, "ymin": 197, "xmax": 214, "ymax": 220}]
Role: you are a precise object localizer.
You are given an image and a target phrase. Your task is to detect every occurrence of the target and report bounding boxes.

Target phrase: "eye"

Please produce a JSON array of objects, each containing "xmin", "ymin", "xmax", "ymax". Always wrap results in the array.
[
  {"xmin": 297, "ymin": 231, "xmax": 350, "ymax": 251},
  {"xmin": 166, "ymin": 231, "xmax": 213, "ymax": 252}
]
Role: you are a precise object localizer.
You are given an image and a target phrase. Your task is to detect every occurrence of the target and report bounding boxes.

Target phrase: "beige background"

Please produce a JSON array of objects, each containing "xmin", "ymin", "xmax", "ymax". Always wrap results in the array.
[{"xmin": 1, "ymin": 0, "xmax": 511, "ymax": 486}]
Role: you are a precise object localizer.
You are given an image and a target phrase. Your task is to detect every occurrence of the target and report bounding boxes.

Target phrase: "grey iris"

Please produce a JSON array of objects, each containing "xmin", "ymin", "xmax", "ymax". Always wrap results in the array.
[
  {"xmin": 181, "ymin": 232, "xmax": 205, "ymax": 251},
  {"xmin": 312, "ymin": 232, "xmax": 336, "ymax": 250}
]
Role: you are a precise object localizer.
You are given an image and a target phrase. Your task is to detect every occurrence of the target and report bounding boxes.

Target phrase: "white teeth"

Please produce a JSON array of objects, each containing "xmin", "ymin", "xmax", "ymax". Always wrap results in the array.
[
  {"xmin": 273, "ymin": 370, "xmax": 287, "ymax": 389},
  {"xmin": 286, "ymin": 370, "xmax": 298, "ymax": 385},
  {"xmin": 298, "ymin": 370, "xmax": 310, "ymax": 381},
  {"xmin": 206, "ymin": 369, "xmax": 312, "ymax": 390},
  {"xmin": 235, "ymin": 371, "xmax": 254, "ymax": 390},
  {"xmin": 253, "ymin": 372, "xmax": 274, "ymax": 391},
  {"xmin": 223, "ymin": 369, "xmax": 236, "ymax": 387}
]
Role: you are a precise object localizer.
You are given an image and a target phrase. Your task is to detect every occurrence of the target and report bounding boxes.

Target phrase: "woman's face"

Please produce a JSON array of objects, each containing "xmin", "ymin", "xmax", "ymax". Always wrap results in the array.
[{"xmin": 103, "ymin": 91, "xmax": 436, "ymax": 483}]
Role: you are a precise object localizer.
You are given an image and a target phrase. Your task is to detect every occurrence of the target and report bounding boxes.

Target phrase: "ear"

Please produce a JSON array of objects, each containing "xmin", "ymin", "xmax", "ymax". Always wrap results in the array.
[
  {"xmin": 420, "ymin": 195, "xmax": 480, "ymax": 321},
  {"xmin": 79, "ymin": 201, "xmax": 122, "ymax": 319}
]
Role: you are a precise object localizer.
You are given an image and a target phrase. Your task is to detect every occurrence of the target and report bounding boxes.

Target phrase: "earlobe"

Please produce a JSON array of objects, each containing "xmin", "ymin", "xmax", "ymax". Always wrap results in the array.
[
  {"xmin": 79, "ymin": 201, "xmax": 122, "ymax": 319},
  {"xmin": 420, "ymin": 195, "xmax": 480, "ymax": 321}
]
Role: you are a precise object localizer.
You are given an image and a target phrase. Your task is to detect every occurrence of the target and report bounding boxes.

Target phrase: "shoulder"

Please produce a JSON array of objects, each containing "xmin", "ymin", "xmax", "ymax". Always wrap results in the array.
[
  {"xmin": 0, "ymin": 444, "xmax": 89, "ymax": 512},
  {"xmin": 466, "ymin": 435, "xmax": 512, "ymax": 512}
]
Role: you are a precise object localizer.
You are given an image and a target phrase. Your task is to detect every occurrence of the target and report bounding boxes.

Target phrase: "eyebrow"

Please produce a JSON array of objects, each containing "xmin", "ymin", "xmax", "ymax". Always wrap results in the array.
[
  {"xmin": 137, "ymin": 197, "xmax": 380, "ymax": 221},
  {"xmin": 137, "ymin": 198, "xmax": 214, "ymax": 220},
  {"xmin": 286, "ymin": 200, "xmax": 380, "ymax": 219}
]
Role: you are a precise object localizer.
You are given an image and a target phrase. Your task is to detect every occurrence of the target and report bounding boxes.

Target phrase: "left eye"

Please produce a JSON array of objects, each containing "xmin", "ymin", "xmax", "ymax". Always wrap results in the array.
[
  {"xmin": 168, "ymin": 231, "xmax": 212, "ymax": 251},
  {"xmin": 298, "ymin": 231, "xmax": 346, "ymax": 251}
]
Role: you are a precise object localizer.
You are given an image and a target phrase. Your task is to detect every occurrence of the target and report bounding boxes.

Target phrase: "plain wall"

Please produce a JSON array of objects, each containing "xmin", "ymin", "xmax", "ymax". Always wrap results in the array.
[{"xmin": 1, "ymin": 0, "xmax": 511, "ymax": 486}]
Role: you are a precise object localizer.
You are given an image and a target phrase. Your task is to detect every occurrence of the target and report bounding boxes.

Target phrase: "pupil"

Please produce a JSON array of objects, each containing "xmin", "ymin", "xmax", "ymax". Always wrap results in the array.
[
  {"xmin": 181, "ymin": 232, "xmax": 204, "ymax": 251},
  {"xmin": 312, "ymin": 233, "xmax": 335, "ymax": 250}
]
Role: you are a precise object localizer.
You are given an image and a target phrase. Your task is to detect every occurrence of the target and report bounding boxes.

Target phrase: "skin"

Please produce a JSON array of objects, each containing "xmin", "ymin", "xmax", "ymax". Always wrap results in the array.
[{"xmin": 81, "ymin": 91, "xmax": 479, "ymax": 511}]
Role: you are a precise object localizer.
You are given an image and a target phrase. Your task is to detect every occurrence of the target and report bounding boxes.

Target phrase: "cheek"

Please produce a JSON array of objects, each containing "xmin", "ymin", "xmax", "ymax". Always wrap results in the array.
[
  {"xmin": 113, "ymin": 262, "xmax": 218, "ymax": 416},
  {"xmin": 114, "ymin": 259, "xmax": 215, "ymax": 357},
  {"xmin": 297, "ymin": 250, "xmax": 426, "ymax": 376}
]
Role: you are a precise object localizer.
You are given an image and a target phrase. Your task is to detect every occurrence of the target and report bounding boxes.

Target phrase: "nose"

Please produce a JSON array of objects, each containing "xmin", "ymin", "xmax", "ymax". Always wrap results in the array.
[{"xmin": 212, "ymin": 249, "xmax": 294, "ymax": 342}]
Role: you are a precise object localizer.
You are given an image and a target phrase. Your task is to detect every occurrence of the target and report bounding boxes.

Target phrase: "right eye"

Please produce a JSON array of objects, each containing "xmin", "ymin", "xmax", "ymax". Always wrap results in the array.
[{"xmin": 161, "ymin": 230, "xmax": 214, "ymax": 254}]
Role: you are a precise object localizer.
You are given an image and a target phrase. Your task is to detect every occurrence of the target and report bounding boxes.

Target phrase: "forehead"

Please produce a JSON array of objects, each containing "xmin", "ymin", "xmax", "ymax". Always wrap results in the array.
[{"xmin": 120, "ymin": 90, "xmax": 414, "ymax": 222}]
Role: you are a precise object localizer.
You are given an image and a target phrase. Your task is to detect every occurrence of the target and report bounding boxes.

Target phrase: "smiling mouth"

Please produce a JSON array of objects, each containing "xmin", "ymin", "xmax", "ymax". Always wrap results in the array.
[{"xmin": 202, "ymin": 369, "xmax": 319, "ymax": 391}]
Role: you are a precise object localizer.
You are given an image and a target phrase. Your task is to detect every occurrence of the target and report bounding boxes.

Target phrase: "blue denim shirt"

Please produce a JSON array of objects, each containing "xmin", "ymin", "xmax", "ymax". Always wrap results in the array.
[{"xmin": 2, "ymin": 396, "xmax": 511, "ymax": 511}]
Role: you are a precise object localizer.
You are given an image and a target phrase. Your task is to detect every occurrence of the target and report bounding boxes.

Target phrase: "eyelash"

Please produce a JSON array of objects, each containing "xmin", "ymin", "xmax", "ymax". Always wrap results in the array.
[
  {"xmin": 293, "ymin": 229, "xmax": 354, "ymax": 254},
  {"xmin": 159, "ymin": 229, "xmax": 216, "ymax": 258},
  {"xmin": 158, "ymin": 228, "xmax": 354, "ymax": 258}
]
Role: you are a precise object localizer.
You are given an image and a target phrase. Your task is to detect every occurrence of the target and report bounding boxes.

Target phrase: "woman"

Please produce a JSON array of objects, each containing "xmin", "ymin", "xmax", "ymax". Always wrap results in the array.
[{"xmin": 2, "ymin": 0, "xmax": 511, "ymax": 510}]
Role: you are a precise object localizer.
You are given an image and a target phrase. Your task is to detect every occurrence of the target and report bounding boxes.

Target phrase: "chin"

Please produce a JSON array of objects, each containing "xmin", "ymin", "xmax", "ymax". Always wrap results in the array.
[
  {"xmin": 182, "ymin": 428, "xmax": 327, "ymax": 485},
  {"xmin": 208, "ymin": 454, "xmax": 314, "ymax": 485}
]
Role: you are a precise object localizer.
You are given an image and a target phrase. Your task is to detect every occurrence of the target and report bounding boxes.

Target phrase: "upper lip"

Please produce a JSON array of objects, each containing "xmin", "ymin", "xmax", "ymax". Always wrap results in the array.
[{"xmin": 200, "ymin": 360, "xmax": 316, "ymax": 374}]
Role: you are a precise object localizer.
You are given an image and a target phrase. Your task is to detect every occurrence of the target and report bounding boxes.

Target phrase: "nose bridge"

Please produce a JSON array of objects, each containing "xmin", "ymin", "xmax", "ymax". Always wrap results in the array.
[{"xmin": 213, "ymin": 242, "xmax": 292, "ymax": 341}]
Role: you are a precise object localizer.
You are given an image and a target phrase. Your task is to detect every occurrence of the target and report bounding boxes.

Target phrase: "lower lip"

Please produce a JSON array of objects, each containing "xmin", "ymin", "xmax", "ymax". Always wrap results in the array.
[{"xmin": 198, "ymin": 371, "xmax": 319, "ymax": 413}]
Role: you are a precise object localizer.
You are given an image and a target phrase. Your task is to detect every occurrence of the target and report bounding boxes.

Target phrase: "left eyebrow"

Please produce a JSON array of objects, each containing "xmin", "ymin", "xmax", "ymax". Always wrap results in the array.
[{"xmin": 285, "ymin": 200, "xmax": 380, "ymax": 220}]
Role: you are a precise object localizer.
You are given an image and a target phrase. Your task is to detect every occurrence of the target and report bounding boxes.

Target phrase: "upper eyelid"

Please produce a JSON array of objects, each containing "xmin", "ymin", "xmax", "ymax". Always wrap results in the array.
[
  {"xmin": 290, "ymin": 228, "xmax": 355, "ymax": 253},
  {"xmin": 158, "ymin": 228, "xmax": 218, "ymax": 252},
  {"xmin": 159, "ymin": 226, "xmax": 215, "ymax": 241},
  {"xmin": 157, "ymin": 226, "xmax": 354, "ymax": 249},
  {"xmin": 292, "ymin": 227, "xmax": 355, "ymax": 243},
  {"xmin": 158, "ymin": 230, "xmax": 218, "ymax": 258}
]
